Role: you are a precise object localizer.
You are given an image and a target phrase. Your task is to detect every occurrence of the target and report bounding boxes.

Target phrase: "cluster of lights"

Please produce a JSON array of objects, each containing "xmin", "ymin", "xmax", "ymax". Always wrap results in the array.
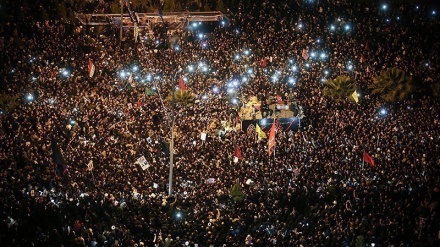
[
  {"xmin": 25, "ymin": 93, "xmax": 34, "ymax": 102},
  {"xmin": 61, "ymin": 68, "xmax": 70, "ymax": 77}
]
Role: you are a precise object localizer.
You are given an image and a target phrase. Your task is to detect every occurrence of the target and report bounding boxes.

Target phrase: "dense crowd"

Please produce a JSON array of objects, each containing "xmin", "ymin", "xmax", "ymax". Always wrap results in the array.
[{"xmin": 1, "ymin": 0, "xmax": 439, "ymax": 246}]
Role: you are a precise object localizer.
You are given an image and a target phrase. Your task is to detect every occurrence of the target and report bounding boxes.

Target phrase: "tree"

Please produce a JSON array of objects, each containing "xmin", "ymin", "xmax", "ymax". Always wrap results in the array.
[
  {"xmin": 0, "ymin": 94, "xmax": 18, "ymax": 113},
  {"xmin": 230, "ymin": 183, "xmax": 245, "ymax": 202},
  {"xmin": 166, "ymin": 89, "xmax": 195, "ymax": 107},
  {"xmin": 369, "ymin": 68, "xmax": 413, "ymax": 103},
  {"xmin": 323, "ymin": 76, "xmax": 356, "ymax": 101}
]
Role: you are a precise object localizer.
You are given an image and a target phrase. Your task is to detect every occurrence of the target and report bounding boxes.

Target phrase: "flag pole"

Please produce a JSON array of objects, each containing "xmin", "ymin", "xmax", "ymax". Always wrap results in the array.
[{"xmin": 273, "ymin": 118, "xmax": 276, "ymax": 161}]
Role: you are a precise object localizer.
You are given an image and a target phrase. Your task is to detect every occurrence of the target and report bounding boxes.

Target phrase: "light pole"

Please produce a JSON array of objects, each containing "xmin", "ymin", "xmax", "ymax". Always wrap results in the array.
[
  {"xmin": 120, "ymin": 0, "xmax": 124, "ymax": 43},
  {"xmin": 168, "ymin": 69, "xmax": 182, "ymax": 197}
]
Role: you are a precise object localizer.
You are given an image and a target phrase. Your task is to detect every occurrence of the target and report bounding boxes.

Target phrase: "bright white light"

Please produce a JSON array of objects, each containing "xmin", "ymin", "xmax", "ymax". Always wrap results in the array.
[
  {"xmin": 198, "ymin": 62, "xmax": 205, "ymax": 68},
  {"xmin": 202, "ymin": 94, "xmax": 208, "ymax": 100},
  {"xmin": 344, "ymin": 24, "xmax": 350, "ymax": 31},
  {"xmin": 234, "ymin": 54, "xmax": 240, "ymax": 61},
  {"xmin": 347, "ymin": 64, "xmax": 353, "ymax": 70},
  {"xmin": 49, "ymin": 99, "xmax": 55, "ymax": 104},
  {"xmin": 425, "ymin": 63, "xmax": 429, "ymax": 67},
  {"xmin": 298, "ymin": 23, "xmax": 303, "ymax": 29},
  {"xmin": 289, "ymin": 59, "xmax": 294, "ymax": 64},
  {"xmin": 288, "ymin": 77, "xmax": 296, "ymax": 84},
  {"xmin": 198, "ymin": 33, "xmax": 204, "ymax": 39},
  {"xmin": 330, "ymin": 25, "xmax": 336, "ymax": 31},
  {"xmin": 221, "ymin": 20, "xmax": 225, "ymax": 26},
  {"xmin": 271, "ymin": 75, "xmax": 278, "ymax": 82},
  {"xmin": 69, "ymin": 119, "xmax": 76, "ymax": 126},
  {"xmin": 32, "ymin": 77, "xmax": 37, "ymax": 81},
  {"xmin": 132, "ymin": 65, "xmax": 139, "ymax": 72},
  {"xmin": 26, "ymin": 93, "xmax": 34, "ymax": 101},
  {"xmin": 305, "ymin": 63, "xmax": 310, "ymax": 68},
  {"xmin": 396, "ymin": 16, "xmax": 400, "ymax": 20},
  {"xmin": 320, "ymin": 52, "xmax": 326, "ymax": 59},
  {"xmin": 188, "ymin": 65, "xmax": 194, "ymax": 72},
  {"xmin": 155, "ymin": 40, "xmax": 160, "ymax": 44},
  {"xmin": 183, "ymin": 77, "xmax": 188, "ymax": 82},
  {"xmin": 212, "ymin": 86, "xmax": 219, "ymax": 94},
  {"xmin": 310, "ymin": 52, "xmax": 316, "ymax": 58},
  {"xmin": 176, "ymin": 212, "xmax": 182, "ymax": 218},
  {"xmin": 324, "ymin": 70, "xmax": 329, "ymax": 75},
  {"xmin": 244, "ymin": 49, "xmax": 250, "ymax": 56},
  {"xmin": 316, "ymin": 38, "xmax": 320, "ymax": 43},
  {"xmin": 292, "ymin": 66, "xmax": 298, "ymax": 72},
  {"xmin": 146, "ymin": 74, "xmax": 152, "ymax": 81},
  {"xmin": 62, "ymin": 69, "xmax": 69, "ymax": 77},
  {"xmin": 202, "ymin": 43, "xmax": 207, "ymax": 48},
  {"xmin": 202, "ymin": 66, "xmax": 208, "ymax": 72},
  {"xmin": 120, "ymin": 71, "xmax": 126, "ymax": 78},
  {"xmin": 247, "ymin": 68, "xmax": 253, "ymax": 74},
  {"xmin": 192, "ymin": 22, "xmax": 198, "ymax": 27},
  {"xmin": 260, "ymin": 118, "xmax": 267, "ymax": 126},
  {"xmin": 232, "ymin": 80, "xmax": 239, "ymax": 87},
  {"xmin": 231, "ymin": 98, "xmax": 238, "ymax": 104},
  {"xmin": 140, "ymin": 79, "xmax": 145, "ymax": 83},
  {"xmin": 320, "ymin": 78, "xmax": 326, "ymax": 82},
  {"xmin": 227, "ymin": 88, "xmax": 235, "ymax": 94},
  {"xmin": 242, "ymin": 76, "xmax": 248, "ymax": 82},
  {"xmin": 174, "ymin": 45, "xmax": 180, "ymax": 51},
  {"xmin": 73, "ymin": 107, "xmax": 78, "ymax": 112},
  {"xmin": 382, "ymin": 4, "xmax": 387, "ymax": 11},
  {"xmin": 380, "ymin": 108, "xmax": 387, "ymax": 115},
  {"xmin": 432, "ymin": 10, "xmax": 436, "ymax": 15}
]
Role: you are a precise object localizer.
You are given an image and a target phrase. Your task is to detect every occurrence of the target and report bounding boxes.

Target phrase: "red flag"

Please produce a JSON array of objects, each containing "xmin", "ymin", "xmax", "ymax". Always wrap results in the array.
[
  {"xmin": 260, "ymin": 58, "xmax": 267, "ymax": 68},
  {"xmin": 88, "ymin": 58, "xmax": 95, "ymax": 77},
  {"xmin": 268, "ymin": 121, "xmax": 276, "ymax": 155},
  {"xmin": 178, "ymin": 77, "xmax": 187, "ymax": 90},
  {"xmin": 275, "ymin": 120, "xmax": 283, "ymax": 133},
  {"xmin": 276, "ymin": 95, "xmax": 283, "ymax": 104},
  {"xmin": 363, "ymin": 151, "xmax": 375, "ymax": 167},
  {"xmin": 234, "ymin": 146, "xmax": 243, "ymax": 160}
]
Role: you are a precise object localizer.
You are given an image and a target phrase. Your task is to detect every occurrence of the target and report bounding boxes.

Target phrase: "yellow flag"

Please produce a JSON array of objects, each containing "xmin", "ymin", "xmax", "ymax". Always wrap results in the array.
[
  {"xmin": 351, "ymin": 90, "xmax": 359, "ymax": 103},
  {"xmin": 256, "ymin": 124, "xmax": 267, "ymax": 139}
]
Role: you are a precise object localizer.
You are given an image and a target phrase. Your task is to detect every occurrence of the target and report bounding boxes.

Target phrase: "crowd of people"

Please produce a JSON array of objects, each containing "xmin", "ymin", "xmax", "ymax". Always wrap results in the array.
[{"xmin": 1, "ymin": 0, "xmax": 439, "ymax": 246}]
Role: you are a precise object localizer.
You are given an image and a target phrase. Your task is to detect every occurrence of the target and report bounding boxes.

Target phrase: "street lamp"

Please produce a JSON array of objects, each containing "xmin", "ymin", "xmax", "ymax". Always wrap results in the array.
[{"xmin": 168, "ymin": 69, "xmax": 182, "ymax": 197}]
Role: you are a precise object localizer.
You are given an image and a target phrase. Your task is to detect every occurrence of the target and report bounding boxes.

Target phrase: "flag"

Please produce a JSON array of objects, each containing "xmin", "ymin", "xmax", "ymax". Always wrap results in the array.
[
  {"xmin": 363, "ymin": 151, "xmax": 375, "ymax": 167},
  {"xmin": 234, "ymin": 146, "xmax": 243, "ymax": 162},
  {"xmin": 88, "ymin": 58, "xmax": 95, "ymax": 77},
  {"xmin": 247, "ymin": 124, "xmax": 256, "ymax": 135},
  {"xmin": 178, "ymin": 77, "xmax": 187, "ymax": 90},
  {"xmin": 302, "ymin": 49, "xmax": 309, "ymax": 60},
  {"xmin": 51, "ymin": 138, "xmax": 65, "ymax": 165},
  {"xmin": 268, "ymin": 121, "xmax": 276, "ymax": 156},
  {"xmin": 360, "ymin": 54, "xmax": 366, "ymax": 63},
  {"xmin": 234, "ymin": 115, "xmax": 242, "ymax": 131},
  {"xmin": 351, "ymin": 90, "xmax": 359, "ymax": 103},
  {"xmin": 276, "ymin": 95, "xmax": 283, "ymax": 104},
  {"xmin": 275, "ymin": 120, "xmax": 283, "ymax": 133},
  {"xmin": 134, "ymin": 24, "xmax": 139, "ymax": 43},
  {"xmin": 256, "ymin": 124, "xmax": 267, "ymax": 139},
  {"xmin": 51, "ymin": 138, "xmax": 68, "ymax": 177}
]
